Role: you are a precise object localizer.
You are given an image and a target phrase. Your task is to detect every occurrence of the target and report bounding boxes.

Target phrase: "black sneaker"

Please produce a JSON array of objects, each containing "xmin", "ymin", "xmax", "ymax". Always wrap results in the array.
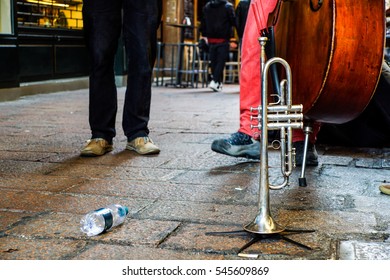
[
  {"xmin": 211, "ymin": 132, "xmax": 260, "ymax": 159},
  {"xmin": 293, "ymin": 141, "xmax": 318, "ymax": 166}
]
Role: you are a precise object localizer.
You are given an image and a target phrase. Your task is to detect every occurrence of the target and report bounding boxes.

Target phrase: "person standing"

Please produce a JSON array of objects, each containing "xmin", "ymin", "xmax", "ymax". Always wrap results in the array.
[
  {"xmin": 200, "ymin": 0, "xmax": 237, "ymax": 92},
  {"xmin": 80, "ymin": 0, "xmax": 162, "ymax": 157},
  {"xmin": 211, "ymin": 0, "xmax": 320, "ymax": 165},
  {"xmin": 211, "ymin": 0, "xmax": 387, "ymax": 168}
]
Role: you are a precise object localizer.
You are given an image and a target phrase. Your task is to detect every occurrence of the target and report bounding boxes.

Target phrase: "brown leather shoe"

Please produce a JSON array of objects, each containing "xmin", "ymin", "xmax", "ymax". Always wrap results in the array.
[
  {"xmin": 126, "ymin": 136, "xmax": 160, "ymax": 155},
  {"xmin": 80, "ymin": 138, "xmax": 113, "ymax": 157},
  {"xmin": 379, "ymin": 185, "xmax": 390, "ymax": 195}
]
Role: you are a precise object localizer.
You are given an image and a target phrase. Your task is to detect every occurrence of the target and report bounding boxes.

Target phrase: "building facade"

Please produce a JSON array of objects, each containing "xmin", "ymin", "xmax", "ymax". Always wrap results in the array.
[{"xmin": 0, "ymin": 0, "xmax": 90, "ymax": 89}]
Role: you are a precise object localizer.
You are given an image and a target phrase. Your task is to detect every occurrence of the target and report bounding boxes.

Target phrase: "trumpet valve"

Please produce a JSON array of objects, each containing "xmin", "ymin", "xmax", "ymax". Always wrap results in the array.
[
  {"xmin": 250, "ymin": 107, "xmax": 262, "ymax": 131},
  {"xmin": 292, "ymin": 147, "xmax": 297, "ymax": 168}
]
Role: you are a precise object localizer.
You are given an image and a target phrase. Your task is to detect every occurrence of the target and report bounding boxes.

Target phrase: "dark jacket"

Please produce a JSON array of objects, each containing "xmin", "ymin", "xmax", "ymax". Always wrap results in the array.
[
  {"xmin": 199, "ymin": 0, "xmax": 237, "ymax": 40},
  {"xmin": 236, "ymin": 0, "xmax": 250, "ymax": 39}
]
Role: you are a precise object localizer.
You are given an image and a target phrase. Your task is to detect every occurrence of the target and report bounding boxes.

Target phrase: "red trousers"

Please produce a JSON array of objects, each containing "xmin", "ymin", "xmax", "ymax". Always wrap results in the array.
[{"xmin": 237, "ymin": 1, "xmax": 320, "ymax": 143}]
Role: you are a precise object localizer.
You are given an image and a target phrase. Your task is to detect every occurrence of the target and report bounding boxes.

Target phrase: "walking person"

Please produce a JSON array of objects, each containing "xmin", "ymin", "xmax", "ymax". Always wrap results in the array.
[
  {"xmin": 80, "ymin": 0, "xmax": 162, "ymax": 157},
  {"xmin": 200, "ymin": 0, "xmax": 237, "ymax": 92}
]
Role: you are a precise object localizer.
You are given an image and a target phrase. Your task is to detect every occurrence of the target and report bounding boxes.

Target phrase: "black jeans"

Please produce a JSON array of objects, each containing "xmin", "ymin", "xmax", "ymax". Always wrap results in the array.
[
  {"xmin": 208, "ymin": 42, "xmax": 230, "ymax": 83},
  {"xmin": 82, "ymin": 0, "xmax": 162, "ymax": 143}
]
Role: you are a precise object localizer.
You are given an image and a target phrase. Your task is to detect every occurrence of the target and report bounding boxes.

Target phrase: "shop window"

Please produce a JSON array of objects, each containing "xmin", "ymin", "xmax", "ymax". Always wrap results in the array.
[
  {"xmin": 16, "ymin": 0, "xmax": 83, "ymax": 29},
  {"xmin": 0, "ymin": 0, "xmax": 13, "ymax": 34}
]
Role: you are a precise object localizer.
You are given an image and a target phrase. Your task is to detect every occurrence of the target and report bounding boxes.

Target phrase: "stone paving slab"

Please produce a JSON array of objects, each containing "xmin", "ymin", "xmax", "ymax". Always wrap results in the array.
[
  {"xmin": 45, "ymin": 149, "xmax": 168, "ymax": 167},
  {"xmin": 339, "ymin": 240, "xmax": 390, "ymax": 260},
  {"xmin": 74, "ymin": 244, "xmax": 227, "ymax": 260},
  {"xmin": 0, "ymin": 211, "xmax": 37, "ymax": 230},
  {"xmin": 276, "ymin": 209, "xmax": 379, "ymax": 237},
  {"xmin": 137, "ymin": 200, "xmax": 256, "ymax": 226},
  {"xmin": 4, "ymin": 212, "xmax": 181, "ymax": 246},
  {"xmin": 0, "ymin": 174, "xmax": 88, "ymax": 192},
  {"xmin": 0, "ymin": 151, "xmax": 55, "ymax": 162},
  {"xmin": 0, "ymin": 160, "xmax": 56, "ymax": 175},
  {"xmin": 69, "ymin": 179, "xmax": 246, "ymax": 204},
  {"xmin": 0, "ymin": 236, "xmax": 87, "ymax": 260},
  {"xmin": 0, "ymin": 189, "xmax": 154, "ymax": 215},
  {"xmin": 160, "ymin": 223, "xmax": 335, "ymax": 260}
]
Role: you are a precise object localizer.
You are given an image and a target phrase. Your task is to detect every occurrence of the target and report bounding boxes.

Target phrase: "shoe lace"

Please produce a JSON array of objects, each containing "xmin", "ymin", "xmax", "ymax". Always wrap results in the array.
[
  {"xmin": 141, "ymin": 137, "xmax": 153, "ymax": 144},
  {"xmin": 228, "ymin": 132, "xmax": 252, "ymax": 145},
  {"xmin": 86, "ymin": 138, "xmax": 108, "ymax": 147}
]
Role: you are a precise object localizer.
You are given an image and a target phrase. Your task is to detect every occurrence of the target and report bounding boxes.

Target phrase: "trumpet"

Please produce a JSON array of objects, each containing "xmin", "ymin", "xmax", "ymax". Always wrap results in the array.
[{"xmin": 246, "ymin": 37, "xmax": 303, "ymax": 234}]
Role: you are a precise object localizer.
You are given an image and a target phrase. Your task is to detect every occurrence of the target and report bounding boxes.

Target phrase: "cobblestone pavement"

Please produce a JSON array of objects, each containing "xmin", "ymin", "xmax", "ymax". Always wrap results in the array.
[{"xmin": 0, "ymin": 84, "xmax": 390, "ymax": 260}]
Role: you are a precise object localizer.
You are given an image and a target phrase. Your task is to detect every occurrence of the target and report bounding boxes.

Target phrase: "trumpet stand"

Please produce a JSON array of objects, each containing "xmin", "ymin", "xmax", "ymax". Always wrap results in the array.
[{"xmin": 206, "ymin": 37, "xmax": 314, "ymax": 256}]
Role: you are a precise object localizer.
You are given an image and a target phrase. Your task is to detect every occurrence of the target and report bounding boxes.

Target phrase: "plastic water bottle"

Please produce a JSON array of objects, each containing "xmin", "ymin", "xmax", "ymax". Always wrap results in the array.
[{"xmin": 80, "ymin": 204, "xmax": 129, "ymax": 236}]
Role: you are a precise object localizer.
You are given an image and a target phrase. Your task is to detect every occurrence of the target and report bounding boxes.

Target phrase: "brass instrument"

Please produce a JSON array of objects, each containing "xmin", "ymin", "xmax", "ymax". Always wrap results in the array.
[
  {"xmin": 247, "ymin": 37, "xmax": 303, "ymax": 234},
  {"xmin": 206, "ymin": 37, "xmax": 314, "ymax": 254}
]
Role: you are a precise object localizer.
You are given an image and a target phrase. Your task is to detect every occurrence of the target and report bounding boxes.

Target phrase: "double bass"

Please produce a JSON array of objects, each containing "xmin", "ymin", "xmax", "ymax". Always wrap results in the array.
[{"xmin": 263, "ymin": 0, "xmax": 386, "ymax": 124}]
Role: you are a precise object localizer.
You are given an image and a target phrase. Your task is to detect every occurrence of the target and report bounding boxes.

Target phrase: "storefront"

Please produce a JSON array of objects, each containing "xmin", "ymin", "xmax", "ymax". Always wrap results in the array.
[
  {"xmin": 0, "ymin": 0, "xmax": 18, "ymax": 88},
  {"xmin": 0, "ymin": 0, "xmax": 88, "ymax": 88}
]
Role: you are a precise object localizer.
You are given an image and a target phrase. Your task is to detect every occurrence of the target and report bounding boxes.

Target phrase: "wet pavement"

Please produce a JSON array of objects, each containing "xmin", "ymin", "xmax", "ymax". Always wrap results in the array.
[{"xmin": 0, "ymin": 83, "xmax": 390, "ymax": 260}]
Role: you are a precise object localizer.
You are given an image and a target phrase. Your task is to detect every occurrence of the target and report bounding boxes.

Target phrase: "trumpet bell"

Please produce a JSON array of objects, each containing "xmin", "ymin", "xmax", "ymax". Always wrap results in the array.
[{"xmin": 244, "ymin": 213, "xmax": 285, "ymax": 234}]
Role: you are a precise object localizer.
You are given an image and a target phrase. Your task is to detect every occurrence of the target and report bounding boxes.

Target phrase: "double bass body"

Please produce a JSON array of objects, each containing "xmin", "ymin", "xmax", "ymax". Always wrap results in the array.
[{"xmin": 274, "ymin": 0, "xmax": 386, "ymax": 124}]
